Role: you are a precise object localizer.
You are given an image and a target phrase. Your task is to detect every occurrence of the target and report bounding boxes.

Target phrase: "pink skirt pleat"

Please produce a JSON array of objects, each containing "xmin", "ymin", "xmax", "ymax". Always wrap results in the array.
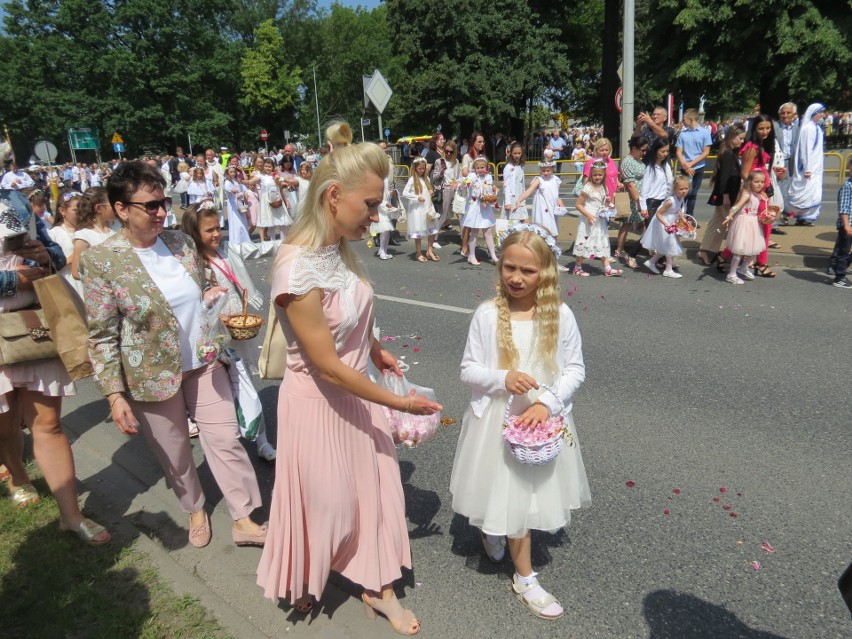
[{"xmin": 257, "ymin": 381, "xmax": 411, "ymax": 603}]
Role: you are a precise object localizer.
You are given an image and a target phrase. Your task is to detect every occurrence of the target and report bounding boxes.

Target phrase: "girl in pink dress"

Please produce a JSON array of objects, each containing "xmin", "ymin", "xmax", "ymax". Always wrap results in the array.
[
  {"xmin": 256, "ymin": 122, "xmax": 441, "ymax": 635},
  {"xmin": 723, "ymin": 170, "xmax": 769, "ymax": 284}
]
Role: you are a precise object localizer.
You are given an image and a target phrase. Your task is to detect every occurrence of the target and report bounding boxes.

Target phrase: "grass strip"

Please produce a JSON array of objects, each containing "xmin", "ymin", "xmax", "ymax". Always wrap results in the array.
[{"xmin": 0, "ymin": 468, "xmax": 233, "ymax": 639}]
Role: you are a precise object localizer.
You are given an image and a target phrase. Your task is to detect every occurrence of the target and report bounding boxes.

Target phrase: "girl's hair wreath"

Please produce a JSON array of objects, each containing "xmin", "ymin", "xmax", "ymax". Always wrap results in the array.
[{"xmin": 497, "ymin": 223, "xmax": 562, "ymax": 260}]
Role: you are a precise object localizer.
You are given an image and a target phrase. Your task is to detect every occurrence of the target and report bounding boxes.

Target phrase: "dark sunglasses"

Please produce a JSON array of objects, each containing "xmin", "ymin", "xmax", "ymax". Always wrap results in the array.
[{"xmin": 122, "ymin": 197, "xmax": 172, "ymax": 214}]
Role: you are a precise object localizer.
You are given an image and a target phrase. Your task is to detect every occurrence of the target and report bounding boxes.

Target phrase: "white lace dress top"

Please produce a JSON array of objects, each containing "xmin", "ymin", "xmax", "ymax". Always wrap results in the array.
[{"xmin": 282, "ymin": 243, "xmax": 361, "ymax": 352}]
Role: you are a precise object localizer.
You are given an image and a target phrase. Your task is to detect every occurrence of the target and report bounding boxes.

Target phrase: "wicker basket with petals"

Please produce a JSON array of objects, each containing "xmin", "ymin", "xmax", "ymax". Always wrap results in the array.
[{"xmin": 224, "ymin": 290, "xmax": 264, "ymax": 340}]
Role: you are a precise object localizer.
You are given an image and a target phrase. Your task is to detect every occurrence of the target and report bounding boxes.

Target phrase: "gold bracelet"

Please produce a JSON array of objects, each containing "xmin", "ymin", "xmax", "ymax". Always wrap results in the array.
[
  {"xmin": 406, "ymin": 397, "xmax": 412, "ymax": 413},
  {"xmin": 108, "ymin": 395, "xmax": 123, "ymax": 408}
]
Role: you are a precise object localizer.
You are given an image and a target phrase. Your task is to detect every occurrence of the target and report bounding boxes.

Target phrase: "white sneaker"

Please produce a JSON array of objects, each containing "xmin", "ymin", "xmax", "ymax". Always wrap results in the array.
[
  {"xmin": 644, "ymin": 259, "xmax": 661, "ymax": 274},
  {"xmin": 662, "ymin": 270, "xmax": 682, "ymax": 279},
  {"xmin": 257, "ymin": 442, "xmax": 277, "ymax": 462},
  {"xmin": 739, "ymin": 268, "xmax": 754, "ymax": 280},
  {"xmin": 378, "ymin": 252, "xmax": 393, "ymax": 260},
  {"xmin": 431, "ymin": 242, "xmax": 442, "ymax": 249},
  {"xmin": 726, "ymin": 275, "xmax": 744, "ymax": 285},
  {"xmin": 556, "ymin": 264, "xmax": 570, "ymax": 272},
  {"xmin": 480, "ymin": 531, "xmax": 506, "ymax": 562}
]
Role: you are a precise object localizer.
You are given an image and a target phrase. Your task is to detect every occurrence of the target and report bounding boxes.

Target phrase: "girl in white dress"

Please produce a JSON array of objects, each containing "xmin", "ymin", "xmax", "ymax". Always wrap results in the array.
[
  {"xmin": 370, "ymin": 153, "xmax": 398, "ymax": 260},
  {"xmin": 70, "ymin": 187, "xmax": 115, "ymax": 290},
  {"xmin": 186, "ymin": 167, "xmax": 213, "ymax": 205},
  {"xmin": 223, "ymin": 165, "xmax": 251, "ymax": 244},
  {"xmin": 278, "ymin": 155, "xmax": 300, "ymax": 217},
  {"xmin": 47, "ymin": 189, "xmax": 83, "ymax": 297},
  {"xmin": 641, "ymin": 175, "xmax": 689, "ymax": 279},
  {"xmin": 572, "ymin": 162, "xmax": 622, "ymax": 277},
  {"xmin": 402, "ymin": 157, "xmax": 439, "ymax": 262},
  {"xmin": 722, "ymin": 170, "xmax": 770, "ymax": 284},
  {"xmin": 461, "ymin": 158, "xmax": 499, "ymax": 265},
  {"xmin": 181, "ymin": 203, "xmax": 277, "ymax": 462},
  {"xmin": 512, "ymin": 160, "xmax": 563, "ymax": 237},
  {"xmin": 242, "ymin": 158, "xmax": 290, "ymax": 242},
  {"xmin": 451, "ymin": 226, "xmax": 590, "ymax": 621},
  {"xmin": 502, "ymin": 143, "xmax": 528, "ymax": 223},
  {"xmin": 512, "ymin": 160, "xmax": 567, "ymax": 271}
]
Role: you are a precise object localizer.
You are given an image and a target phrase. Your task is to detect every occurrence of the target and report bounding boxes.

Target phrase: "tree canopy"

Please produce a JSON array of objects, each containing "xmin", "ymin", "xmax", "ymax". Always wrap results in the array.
[{"xmin": 0, "ymin": 0, "xmax": 848, "ymax": 161}]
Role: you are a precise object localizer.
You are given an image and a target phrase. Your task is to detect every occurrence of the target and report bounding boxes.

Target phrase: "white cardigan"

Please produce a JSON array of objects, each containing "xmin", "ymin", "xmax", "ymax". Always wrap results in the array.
[{"xmin": 460, "ymin": 301, "xmax": 585, "ymax": 419}]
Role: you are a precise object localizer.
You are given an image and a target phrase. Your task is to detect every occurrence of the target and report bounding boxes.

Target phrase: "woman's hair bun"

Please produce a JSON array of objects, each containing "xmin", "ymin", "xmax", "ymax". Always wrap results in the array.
[{"xmin": 326, "ymin": 121, "xmax": 353, "ymax": 147}]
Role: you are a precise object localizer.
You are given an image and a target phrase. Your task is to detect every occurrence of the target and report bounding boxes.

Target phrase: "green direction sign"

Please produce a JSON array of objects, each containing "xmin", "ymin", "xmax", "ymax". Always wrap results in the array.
[{"xmin": 68, "ymin": 127, "xmax": 100, "ymax": 150}]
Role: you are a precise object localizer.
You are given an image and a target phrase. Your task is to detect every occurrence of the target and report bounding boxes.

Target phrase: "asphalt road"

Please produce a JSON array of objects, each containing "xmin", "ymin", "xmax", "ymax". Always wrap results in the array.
[{"xmin": 57, "ymin": 184, "xmax": 851, "ymax": 639}]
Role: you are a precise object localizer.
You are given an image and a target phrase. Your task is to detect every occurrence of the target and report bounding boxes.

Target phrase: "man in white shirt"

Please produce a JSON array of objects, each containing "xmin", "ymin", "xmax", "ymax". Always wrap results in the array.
[{"xmin": 0, "ymin": 161, "xmax": 35, "ymax": 190}]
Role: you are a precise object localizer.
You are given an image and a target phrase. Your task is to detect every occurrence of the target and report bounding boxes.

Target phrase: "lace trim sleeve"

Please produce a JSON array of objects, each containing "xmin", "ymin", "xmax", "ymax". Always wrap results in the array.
[{"xmin": 288, "ymin": 244, "xmax": 360, "ymax": 351}]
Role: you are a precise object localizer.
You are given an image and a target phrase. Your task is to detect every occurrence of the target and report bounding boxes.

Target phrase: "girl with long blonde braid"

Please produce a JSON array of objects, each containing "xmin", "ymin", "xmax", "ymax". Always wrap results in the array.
[{"xmin": 450, "ymin": 224, "xmax": 590, "ymax": 622}]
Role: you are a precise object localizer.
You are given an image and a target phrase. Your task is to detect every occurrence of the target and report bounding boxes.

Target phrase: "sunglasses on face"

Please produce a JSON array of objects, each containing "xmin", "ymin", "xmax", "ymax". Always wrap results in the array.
[{"xmin": 122, "ymin": 197, "xmax": 172, "ymax": 214}]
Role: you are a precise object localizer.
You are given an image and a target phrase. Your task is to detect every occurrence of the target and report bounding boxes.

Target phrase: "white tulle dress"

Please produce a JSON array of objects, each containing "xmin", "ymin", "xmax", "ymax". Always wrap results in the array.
[{"xmin": 450, "ymin": 320, "xmax": 591, "ymax": 538}]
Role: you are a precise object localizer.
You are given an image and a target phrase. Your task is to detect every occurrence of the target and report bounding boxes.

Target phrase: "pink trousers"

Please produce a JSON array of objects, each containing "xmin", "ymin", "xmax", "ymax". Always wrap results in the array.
[{"xmin": 131, "ymin": 361, "xmax": 261, "ymax": 520}]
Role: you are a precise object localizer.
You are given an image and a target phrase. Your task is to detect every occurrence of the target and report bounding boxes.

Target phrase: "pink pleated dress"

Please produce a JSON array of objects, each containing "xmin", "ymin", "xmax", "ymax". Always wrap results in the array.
[{"xmin": 256, "ymin": 243, "xmax": 411, "ymax": 604}]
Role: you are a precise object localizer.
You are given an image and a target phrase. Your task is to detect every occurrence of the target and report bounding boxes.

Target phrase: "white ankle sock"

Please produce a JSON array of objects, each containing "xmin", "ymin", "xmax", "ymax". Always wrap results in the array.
[{"xmin": 515, "ymin": 571, "xmax": 538, "ymax": 585}]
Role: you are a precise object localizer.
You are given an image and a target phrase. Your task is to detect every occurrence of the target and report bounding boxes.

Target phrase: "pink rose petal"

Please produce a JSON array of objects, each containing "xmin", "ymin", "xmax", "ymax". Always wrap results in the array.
[
  {"xmin": 751, "ymin": 561, "xmax": 760, "ymax": 572},
  {"xmin": 712, "ymin": 497, "xmax": 721, "ymax": 502},
  {"xmin": 720, "ymin": 487, "xmax": 727, "ymax": 493},
  {"xmin": 723, "ymin": 505, "xmax": 731, "ymax": 510},
  {"xmin": 663, "ymin": 509, "xmax": 670, "ymax": 515},
  {"xmin": 672, "ymin": 489, "xmax": 681, "ymax": 494},
  {"xmin": 625, "ymin": 481, "xmax": 635, "ymax": 487}
]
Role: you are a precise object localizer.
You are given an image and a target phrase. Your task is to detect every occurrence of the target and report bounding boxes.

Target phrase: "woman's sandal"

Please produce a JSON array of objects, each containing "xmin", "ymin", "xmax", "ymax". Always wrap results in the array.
[
  {"xmin": 697, "ymin": 251, "xmax": 712, "ymax": 266},
  {"xmin": 59, "ymin": 517, "xmax": 112, "ymax": 545},
  {"xmin": 361, "ymin": 592, "xmax": 421, "ymax": 635},
  {"xmin": 426, "ymin": 252, "xmax": 440, "ymax": 262},
  {"xmin": 753, "ymin": 264, "xmax": 777, "ymax": 278},
  {"xmin": 10, "ymin": 483, "xmax": 40, "ymax": 507},
  {"xmin": 716, "ymin": 258, "xmax": 730, "ymax": 273},
  {"xmin": 512, "ymin": 576, "xmax": 564, "ymax": 620},
  {"xmin": 416, "ymin": 255, "xmax": 428, "ymax": 263},
  {"xmin": 767, "ymin": 242, "xmax": 781, "ymax": 250},
  {"xmin": 292, "ymin": 594, "xmax": 314, "ymax": 614}
]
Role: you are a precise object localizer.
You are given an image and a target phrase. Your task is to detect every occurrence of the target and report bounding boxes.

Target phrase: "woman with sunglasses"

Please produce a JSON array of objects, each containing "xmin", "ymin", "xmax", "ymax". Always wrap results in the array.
[{"xmin": 79, "ymin": 161, "xmax": 266, "ymax": 549}]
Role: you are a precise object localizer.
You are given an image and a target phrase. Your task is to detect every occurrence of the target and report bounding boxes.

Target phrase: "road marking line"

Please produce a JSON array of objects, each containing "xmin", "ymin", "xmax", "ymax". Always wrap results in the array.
[{"xmin": 376, "ymin": 294, "xmax": 475, "ymax": 314}]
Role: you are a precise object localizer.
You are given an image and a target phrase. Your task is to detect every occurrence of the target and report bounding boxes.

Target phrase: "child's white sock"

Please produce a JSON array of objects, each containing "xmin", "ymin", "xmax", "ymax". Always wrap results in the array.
[
  {"xmin": 514, "ymin": 571, "xmax": 538, "ymax": 585},
  {"xmin": 484, "ymin": 229, "xmax": 497, "ymax": 259},
  {"xmin": 379, "ymin": 231, "xmax": 389, "ymax": 254}
]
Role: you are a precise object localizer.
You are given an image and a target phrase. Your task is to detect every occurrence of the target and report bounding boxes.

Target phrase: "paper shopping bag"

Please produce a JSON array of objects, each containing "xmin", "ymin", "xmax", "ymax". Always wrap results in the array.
[{"xmin": 33, "ymin": 274, "xmax": 93, "ymax": 381}]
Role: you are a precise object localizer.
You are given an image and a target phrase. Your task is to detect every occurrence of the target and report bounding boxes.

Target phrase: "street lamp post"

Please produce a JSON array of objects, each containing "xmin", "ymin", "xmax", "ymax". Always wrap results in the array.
[
  {"xmin": 620, "ymin": 0, "xmax": 635, "ymax": 160},
  {"xmin": 313, "ymin": 66, "xmax": 322, "ymax": 148}
]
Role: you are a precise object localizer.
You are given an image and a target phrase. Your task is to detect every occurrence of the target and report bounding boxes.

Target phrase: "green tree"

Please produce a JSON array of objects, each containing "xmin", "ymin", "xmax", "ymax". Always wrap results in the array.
[
  {"xmin": 638, "ymin": 0, "xmax": 852, "ymax": 117},
  {"xmin": 296, "ymin": 4, "xmax": 405, "ymax": 146},
  {"xmin": 0, "ymin": 0, "xmax": 244, "ymax": 158},
  {"xmin": 386, "ymin": 0, "xmax": 571, "ymax": 139},
  {"xmin": 240, "ymin": 19, "xmax": 302, "ymax": 134}
]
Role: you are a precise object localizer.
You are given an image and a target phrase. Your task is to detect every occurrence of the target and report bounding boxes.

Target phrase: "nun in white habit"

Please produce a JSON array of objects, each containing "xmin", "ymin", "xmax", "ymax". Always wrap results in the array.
[{"xmin": 787, "ymin": 103, "xmax": 826, "ymax": 224}]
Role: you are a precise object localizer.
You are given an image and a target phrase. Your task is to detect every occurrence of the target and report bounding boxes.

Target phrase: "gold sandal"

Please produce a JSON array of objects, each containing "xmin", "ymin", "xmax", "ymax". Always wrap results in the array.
[
  {"xmin": 9, "ymin": 483, "xmax": 40, "ymax": 507},
  {"xmin": 59, "ymin": 517, "xmax": 112, "ymax": 545}
]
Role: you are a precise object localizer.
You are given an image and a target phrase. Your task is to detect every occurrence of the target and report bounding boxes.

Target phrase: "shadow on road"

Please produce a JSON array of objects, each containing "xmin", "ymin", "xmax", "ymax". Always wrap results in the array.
[{"xmin": 643, "ymin": 589, "xmax": 790, "ymax": 639}]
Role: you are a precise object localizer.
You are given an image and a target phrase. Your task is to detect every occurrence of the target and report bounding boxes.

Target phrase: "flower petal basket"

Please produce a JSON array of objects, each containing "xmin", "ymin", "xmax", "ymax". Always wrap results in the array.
[
  {"xmin": 224, "ymin": 290, "xmax": 265, "ymax": 340},
  {"xmin": 502, "ymin": 386, "xmax": 574, "ymax": 465}
]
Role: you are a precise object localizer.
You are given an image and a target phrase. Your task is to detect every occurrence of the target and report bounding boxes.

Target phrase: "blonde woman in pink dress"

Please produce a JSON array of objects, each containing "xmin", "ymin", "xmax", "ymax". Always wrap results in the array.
[{"xmin": 256, "ymin": 122, "xmax": 441, "ymax": 635}]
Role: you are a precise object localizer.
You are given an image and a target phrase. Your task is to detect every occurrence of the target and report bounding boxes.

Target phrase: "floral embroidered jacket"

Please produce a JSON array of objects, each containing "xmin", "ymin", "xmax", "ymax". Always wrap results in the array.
[{"xmin": 79, "ymin": 230, "xmax": 206, "ymax": 402}]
